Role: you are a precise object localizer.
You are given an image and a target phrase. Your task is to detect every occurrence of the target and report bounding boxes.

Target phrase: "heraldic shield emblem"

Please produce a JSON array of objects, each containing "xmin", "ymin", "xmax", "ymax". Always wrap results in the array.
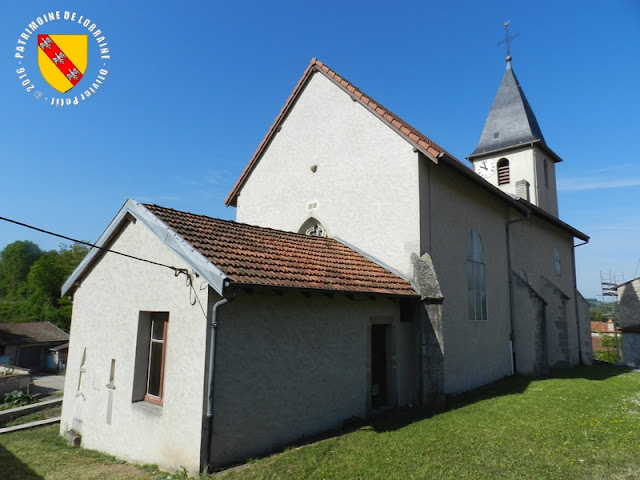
[{"xmin": 37, "ymin": 34, "xmax": 88, "ymax": 93}]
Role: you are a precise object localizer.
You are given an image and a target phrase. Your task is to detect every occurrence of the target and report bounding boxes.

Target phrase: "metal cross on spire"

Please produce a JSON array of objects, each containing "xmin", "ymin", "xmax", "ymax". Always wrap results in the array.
[{"xmin": 497, "ymin": 20, "xmax": 519, "ymax": 62}]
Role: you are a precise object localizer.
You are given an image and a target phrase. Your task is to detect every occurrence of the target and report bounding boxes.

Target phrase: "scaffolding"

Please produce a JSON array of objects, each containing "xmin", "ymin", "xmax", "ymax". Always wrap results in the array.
[{"xmin": 600, "ymin": 270, "xmax": 624, "ymax": 362}]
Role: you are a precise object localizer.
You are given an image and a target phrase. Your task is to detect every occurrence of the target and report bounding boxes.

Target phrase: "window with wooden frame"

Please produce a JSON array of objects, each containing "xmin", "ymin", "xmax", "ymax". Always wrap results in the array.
[
  {"xmin": 497, "ymin": 158, "xmax": 510, "ymax": 185},
  {"xmin": 145, "ymin": 313, "xmax": 168, "ymax": 403},
  {"xmin": 133, "ymin": 311, "xmax": 169, "ymax": 405}
]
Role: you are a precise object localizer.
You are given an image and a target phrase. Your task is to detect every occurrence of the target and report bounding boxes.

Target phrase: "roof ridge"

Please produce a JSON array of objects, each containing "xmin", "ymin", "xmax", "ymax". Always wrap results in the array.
[
  {"xmin": 312, "ymin": 59, "xmax": 450, "ymax": 156},
  {"xmin": 225, "ymin": 58, "xmax": 454, "ymax": 207},
  {"xmin": 144, "ymin": 203, "xmax": 350, "ymax": 243}
]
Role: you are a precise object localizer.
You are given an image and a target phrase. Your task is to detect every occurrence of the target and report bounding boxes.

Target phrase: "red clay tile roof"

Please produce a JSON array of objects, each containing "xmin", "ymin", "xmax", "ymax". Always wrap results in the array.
[
  {"xmin": 0, "ymin": 322, "xmax": 69, "ymax": 345},
  {"xmin": 144, "ymin": 204, "xmax": 418, "ymax": 297},
  {"xmin": 590, "ymin": 321, "xmax": 620, "ymax": 333},
  {"xmin": 225, "ymin": 58, "xmax": 452, "ymax": 207}
]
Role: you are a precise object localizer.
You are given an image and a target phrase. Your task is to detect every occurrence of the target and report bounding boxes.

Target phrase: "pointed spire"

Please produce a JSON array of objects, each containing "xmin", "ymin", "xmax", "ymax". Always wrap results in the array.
[{"xmin": 469, "ymin": 61, "xmax": 545, "ymax": 157}]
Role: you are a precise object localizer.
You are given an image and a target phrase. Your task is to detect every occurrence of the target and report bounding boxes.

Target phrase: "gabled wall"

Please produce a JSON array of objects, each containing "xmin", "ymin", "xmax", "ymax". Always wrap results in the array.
[
  {"xmin": 235, "ymin": 71, "xmax": 421, "ymax": 278},
  {"xmin": 60, "ymin": 219, "xmax": 209, "ymax": 475}
]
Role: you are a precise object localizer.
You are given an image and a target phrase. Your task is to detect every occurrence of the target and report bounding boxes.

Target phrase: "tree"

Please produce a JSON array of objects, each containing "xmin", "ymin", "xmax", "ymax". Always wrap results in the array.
[
  {"xmin": 25, "ymin": 243, "xmax": 89, "ymax": 331},
  {"xmin": 0, "ymin": 241, "xmax": 89, "ymax": 331},
  {"xmin": 0, "ymin": 241, "xmax": 42, "ymax": 298}
]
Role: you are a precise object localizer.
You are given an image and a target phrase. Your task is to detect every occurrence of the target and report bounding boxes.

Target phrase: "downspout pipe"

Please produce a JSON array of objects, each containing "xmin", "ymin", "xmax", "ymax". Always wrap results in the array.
[
  {"xmin": 203, "ymin": 287, "xmax": 237, "ymax": 473},
  {"xmin": 506, "ymin": 208, "xmax": 532, "ymax": 375},
  {"xmin": 572, "ymin": 240, "xmax": 589, "ymax": 365}
]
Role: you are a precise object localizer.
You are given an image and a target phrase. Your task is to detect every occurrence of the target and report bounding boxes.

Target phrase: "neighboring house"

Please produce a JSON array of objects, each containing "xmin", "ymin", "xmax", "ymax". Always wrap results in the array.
[
  {"xmin": 616, "ymin": 278, "xmax": 640, "ymax": 367},
  {"xmin": 60, "ymin": 56, "xmax": 591, "ymax": 473},
  {"xmin": 0, "ymin": 322, "xmax": 69, "ymax": 371},
  {"xmin": 48, "ymin": 342, "xmax": 69, "ymax": 372},
  {"xmin": 590, "ymin": 320, "xmax": 620, "ymax": 353}
]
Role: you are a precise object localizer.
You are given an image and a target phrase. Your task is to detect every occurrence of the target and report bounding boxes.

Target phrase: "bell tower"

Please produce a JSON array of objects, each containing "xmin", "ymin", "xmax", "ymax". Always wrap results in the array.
[{"xmin": 467, "ymin": 23, "xmax": 560, "ymax": 217}]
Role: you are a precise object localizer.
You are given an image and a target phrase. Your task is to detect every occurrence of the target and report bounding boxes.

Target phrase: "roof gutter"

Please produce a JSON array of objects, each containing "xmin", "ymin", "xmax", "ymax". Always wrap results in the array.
[{"xmin": 572, "ymin": 239, "xmax": 589, "ymax": 365}]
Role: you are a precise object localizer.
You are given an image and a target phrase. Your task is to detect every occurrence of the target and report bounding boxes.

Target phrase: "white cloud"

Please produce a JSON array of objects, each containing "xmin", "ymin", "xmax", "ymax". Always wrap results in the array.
[{"xmin": 558, "ymin": 177, "xmax": 640, "ymax": 191}]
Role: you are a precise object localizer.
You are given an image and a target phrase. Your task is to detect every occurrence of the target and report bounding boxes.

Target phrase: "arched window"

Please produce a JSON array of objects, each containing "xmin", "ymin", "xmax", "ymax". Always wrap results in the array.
[
  {"xmin": 554, "ymin": 248, "xmax": 561, "ymax": 276},
  {"xmin": 497, "ymin": 158, "xmax": 510, "ymax": 185},
  {"xmin": 298, "ymin": 217, "xmax": 327, "ymax": 237},
  {"xmin": 467, "ymin": 229, "xmax": 488, "ymax": 321}
]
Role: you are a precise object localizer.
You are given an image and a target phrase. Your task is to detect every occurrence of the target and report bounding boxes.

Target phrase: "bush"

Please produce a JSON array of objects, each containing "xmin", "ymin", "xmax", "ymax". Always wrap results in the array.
[{"xmin": 0, "ymin": 390, "xmax": 37, "ymax": 410}]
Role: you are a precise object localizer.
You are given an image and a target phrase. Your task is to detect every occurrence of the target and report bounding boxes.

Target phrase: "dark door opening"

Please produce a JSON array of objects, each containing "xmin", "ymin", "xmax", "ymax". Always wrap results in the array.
[{"xmin": 371, "ymin": 324, "xmax": 389, "ymax": 408}]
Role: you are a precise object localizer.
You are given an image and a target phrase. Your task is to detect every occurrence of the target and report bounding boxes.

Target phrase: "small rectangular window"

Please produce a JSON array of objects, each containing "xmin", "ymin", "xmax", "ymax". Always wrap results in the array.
[
  {"xmin": 133, "ymin": 312, "xmax": 169, "ymax": 405},
  {"xmin": 145, "ymin": 313, "xmax": 168, "ymax": 403}
]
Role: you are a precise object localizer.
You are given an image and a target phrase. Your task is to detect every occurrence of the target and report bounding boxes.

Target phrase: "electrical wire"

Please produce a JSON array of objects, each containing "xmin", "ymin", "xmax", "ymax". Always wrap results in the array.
[{"xmin": 0, "ymin": 215, "xmax": 187, "ymax": 276}]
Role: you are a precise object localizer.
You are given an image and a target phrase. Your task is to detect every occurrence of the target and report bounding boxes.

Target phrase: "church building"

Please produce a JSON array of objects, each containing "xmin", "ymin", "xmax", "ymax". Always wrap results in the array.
[{"xmin": 59, "ymin": 56, "xmax": 592, "ymax": 473}]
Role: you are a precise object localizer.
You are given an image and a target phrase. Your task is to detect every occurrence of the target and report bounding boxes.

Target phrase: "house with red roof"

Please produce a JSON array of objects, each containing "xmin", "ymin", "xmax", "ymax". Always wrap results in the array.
[
  {"xmin": 0, "ymin": 321, "xmax": 69, "ymax": 370},
  {"xmin": 59, "ymin": 56, "xmax": 591, "ymax": 473}
]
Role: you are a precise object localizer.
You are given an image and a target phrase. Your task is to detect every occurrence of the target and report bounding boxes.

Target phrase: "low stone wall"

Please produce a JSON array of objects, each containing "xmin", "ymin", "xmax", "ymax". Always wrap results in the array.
[{"xmin": 0, "ymin": 365, "xmax": 32, "ymax": 398}]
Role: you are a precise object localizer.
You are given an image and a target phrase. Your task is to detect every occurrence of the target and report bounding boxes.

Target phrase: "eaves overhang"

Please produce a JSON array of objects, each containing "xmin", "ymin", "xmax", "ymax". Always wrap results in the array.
[
  {"xmin": 61, "ymin": 198, "xmax": 228, "ymax": 297},
  {"xmin": 227, "ymin": 282, "xmax": 420, "ymax": 300},
  {"xmin": 466, "ymin": 139, "xmax": 563, "ymax": 164}
]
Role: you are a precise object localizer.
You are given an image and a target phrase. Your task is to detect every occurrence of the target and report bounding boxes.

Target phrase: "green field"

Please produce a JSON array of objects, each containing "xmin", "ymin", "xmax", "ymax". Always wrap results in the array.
[{"xmin": 1, "ymin": 365, "xmax": 639, "ymax": 480}]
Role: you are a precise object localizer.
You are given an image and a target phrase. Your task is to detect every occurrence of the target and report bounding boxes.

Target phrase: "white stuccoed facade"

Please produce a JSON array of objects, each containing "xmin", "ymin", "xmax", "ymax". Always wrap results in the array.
[
  {"xmin": 236, "ymin": 72, "xmax": 421, "ymax": 278},
  {"xmin": 60, "ymin": 219, "xmax": 210, "ymax": 474}
]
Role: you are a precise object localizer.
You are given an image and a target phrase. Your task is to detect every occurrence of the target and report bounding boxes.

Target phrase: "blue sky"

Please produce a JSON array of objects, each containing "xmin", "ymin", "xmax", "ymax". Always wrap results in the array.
[{"xmin": 0, "ymin": 0, "xmax": 638, "ymax": 298}]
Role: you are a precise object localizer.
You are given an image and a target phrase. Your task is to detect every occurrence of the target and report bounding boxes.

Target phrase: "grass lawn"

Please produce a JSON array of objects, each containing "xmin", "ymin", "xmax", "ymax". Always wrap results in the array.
[
  {"xmin": 0, "ymin": 365, "xmax": 639, "ymax": 479},
  {"xmin": 219, "ymin": 365, "xmax": 640, "ymax": 480}
]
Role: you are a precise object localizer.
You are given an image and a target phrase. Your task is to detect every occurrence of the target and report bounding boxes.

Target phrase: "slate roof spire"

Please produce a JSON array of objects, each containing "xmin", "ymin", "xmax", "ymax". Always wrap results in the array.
[{"xmin": 469, "ymin": 59, "xmax": 547, "ymax": 158}]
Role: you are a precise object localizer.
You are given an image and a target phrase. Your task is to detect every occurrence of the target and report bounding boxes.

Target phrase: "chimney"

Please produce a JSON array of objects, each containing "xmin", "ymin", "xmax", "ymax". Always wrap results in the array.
[{"xmin": 516, "ymin": 180, "xmax": 530, "ymax": 201}]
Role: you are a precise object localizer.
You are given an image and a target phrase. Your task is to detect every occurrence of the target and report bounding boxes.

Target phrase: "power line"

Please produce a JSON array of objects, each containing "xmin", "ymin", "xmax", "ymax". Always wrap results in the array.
[{"xmin": 0, "ymin": 215, "xmax": 187, "ymax": 275}]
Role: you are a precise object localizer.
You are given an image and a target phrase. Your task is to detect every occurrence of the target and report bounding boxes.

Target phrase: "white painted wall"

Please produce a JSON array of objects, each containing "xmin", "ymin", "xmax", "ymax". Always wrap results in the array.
[
  {"xmin": 60, "ymin": 219, "xmax": 209, "ymax": 475},
  {"xmin": 235, "ymin": 71, "xmax": 421, "ymax": 277}
]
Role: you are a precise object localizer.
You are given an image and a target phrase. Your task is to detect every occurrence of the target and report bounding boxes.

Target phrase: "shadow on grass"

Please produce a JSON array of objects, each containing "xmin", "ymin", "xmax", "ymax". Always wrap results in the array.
[
  {"xmin": 216, "ymin": 365, "xmax": 636, "ymax": 470},
  {"xmin": 0, "ymin": 443, "xmax": 44, "ymax": 479},
  {"xmin": 368, "ymin": 364, "xmax": 632, "ymax": 434}
]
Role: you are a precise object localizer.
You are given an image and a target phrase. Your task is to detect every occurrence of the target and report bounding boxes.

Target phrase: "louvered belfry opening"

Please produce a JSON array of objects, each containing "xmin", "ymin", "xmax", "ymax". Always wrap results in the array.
[{"xmin": 497, "ymin": 158, "xmax": 510, "ymax": 185}]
